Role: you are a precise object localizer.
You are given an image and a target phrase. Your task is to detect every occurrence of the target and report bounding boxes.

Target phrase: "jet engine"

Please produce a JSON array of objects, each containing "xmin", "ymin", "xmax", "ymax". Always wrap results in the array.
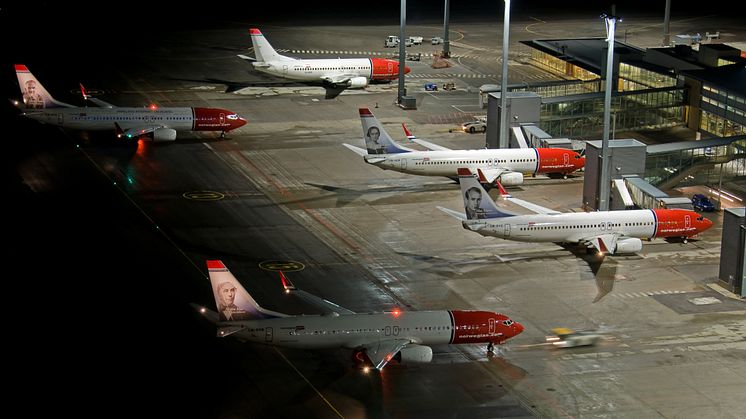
[
  {"xmin": 151, "ymin": 128, "xmax": 177, "ymax": 141},
  {"xmin": 393, "ymin": 344, "xmax": 433, "ymax": 364},
  {"xmin": 615, "ymin": 237, "xmax": 643, "ymax": 253},
  {"xmin": 347, "ymin": 77, "xmax": 368, "ymax": 88},
  {"xmin": 498, "ymin": 172, "xmax": 524, "ymax": 186}
]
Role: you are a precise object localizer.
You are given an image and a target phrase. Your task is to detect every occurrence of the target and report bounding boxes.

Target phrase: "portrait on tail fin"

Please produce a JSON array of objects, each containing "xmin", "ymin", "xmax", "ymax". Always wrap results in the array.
[
  {"xmin": 365, "ymin": 125, "xmax": 386, "ymax": 154},
  {"xmin": 215, "ymin": 281, "xmax": 251, "ymax": 321},
  {"xmin": 464, "ymin": 186, "xmax": 488, "ymax": 220}
]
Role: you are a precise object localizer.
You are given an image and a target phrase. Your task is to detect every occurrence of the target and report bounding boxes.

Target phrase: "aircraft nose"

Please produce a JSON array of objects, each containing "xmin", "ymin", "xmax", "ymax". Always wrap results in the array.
[
  {"xmin": 404, "ymin": 65, "xmax": 411, "ymax": 74},
  {"xmin": 703, "ymin": 217, "xmax": 714, "ymax": 231},
  {"xmin": 514, "ymin": 322, "xmax": 524, "ymax": 336}
]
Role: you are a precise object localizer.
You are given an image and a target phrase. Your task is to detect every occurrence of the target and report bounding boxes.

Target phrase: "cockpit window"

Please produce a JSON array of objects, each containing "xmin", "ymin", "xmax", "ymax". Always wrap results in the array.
[
  {"xmin": 697, "ymin": 216, "xmax": 704, "ymax": 221},
  {"xmin": 502, "ymin": 320, "xmax": 514, "ymax": 326}
]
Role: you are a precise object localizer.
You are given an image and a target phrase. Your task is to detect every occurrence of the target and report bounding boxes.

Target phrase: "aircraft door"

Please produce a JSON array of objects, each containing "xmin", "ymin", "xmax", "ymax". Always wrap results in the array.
[
  {"xmin": 220, "ymin": 113, "xmax": 225, "ymax": 126},
  {"xmin": 282, "ymin": 65, "xmax": 288, "ymax": 76},
  {"xmin": 504, "ymin": 224, "xmax": 511, "ymax": 237},
  {"xmin": 489, "ymin": 318, "xmax": 495, "ymax": 334},
  {"xmin": 393, "ymin": 326, "xmax": 400, "ymax": 336},
  {"xmin": 401, "ymin": 158, "xmax": 407, "ymax": 170},
  {"xmin": 57, "ymin": 113, "xmax": 64, "ymax": 125},
  {"xmin": 265, "ymin": 327, "xmax": 273, "ymax": 343},
  {"xmin": 685, "ymin": 215, "xmax": 691, "ymax": 229},
  {"xmin": 387, "ymin": 61, "xmax": 393, "ymax": 76},
  {"xmin": 563, "ymin": 153, "xmax": 570, "ymax": 166},
  {"xmin": 385, "ymin": 326, "xmax": 391, "ymax": 336}
]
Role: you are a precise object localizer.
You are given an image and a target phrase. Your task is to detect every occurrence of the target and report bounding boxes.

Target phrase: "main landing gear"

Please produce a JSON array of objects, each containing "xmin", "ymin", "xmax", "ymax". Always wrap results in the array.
[
  {"xmin": 220, "ymin": 131, "xmax": 226, "ymax": 139},
  {"xmin": 487, "ymin": 342, "xmax": 495, "ymax": 353}
]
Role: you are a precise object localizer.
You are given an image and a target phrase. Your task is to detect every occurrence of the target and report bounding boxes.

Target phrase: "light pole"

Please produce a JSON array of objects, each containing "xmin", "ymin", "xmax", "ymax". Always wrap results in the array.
[
  {"xmin": 442, "ymin": 0, "xmax": 450, "ymax": 58},
  {"xmin": 498, "ymin": 0, "xmax": 511, "ymax": 149},
  {"xmin": 397, "ymin": 0, "xmax": 407, "ymax": 104},
  {"xmin": 599, "ymin": 13, "xmax": 620, "ymax": 211}
]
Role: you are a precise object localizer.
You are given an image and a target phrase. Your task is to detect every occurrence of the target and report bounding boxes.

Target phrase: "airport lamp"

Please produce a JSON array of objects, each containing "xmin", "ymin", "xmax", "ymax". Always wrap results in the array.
[
  {"xmin": 498, "ymin": 0, "xmax": 511, "ymax": 149},
  {"xmin": 598, "ymin": 13, "xmax": 620, "ymax": 211}
]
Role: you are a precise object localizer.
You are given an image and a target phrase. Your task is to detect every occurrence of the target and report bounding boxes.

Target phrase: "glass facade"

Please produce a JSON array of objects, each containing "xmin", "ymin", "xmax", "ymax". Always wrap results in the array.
[
  {"xmin": 644, "ymin": 138, "xmax": 746, "ymax": 188},
  {"xmin": 540, "ymin": 88, "xmax": 686, "ymax": 138},
  {"xmin": 619, "ymin": 63, "xmax": 677, "ymax": 91},
  {"xmin": 530, "ymin": 50, "xmax": 599, "ymax": 81},
  {"xmin": 509, "ymin": 79, "xmax": 601, "ymax": 98},
  {"xmin": 699, "ymin": 84, "xmax": 746, "ymax": 136}
]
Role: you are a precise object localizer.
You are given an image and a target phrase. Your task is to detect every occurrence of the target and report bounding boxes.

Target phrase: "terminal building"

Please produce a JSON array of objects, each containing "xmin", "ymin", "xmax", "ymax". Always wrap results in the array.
[{"xmin": 482, "ymin": 37, "xmax": 745, "ymax": 207}]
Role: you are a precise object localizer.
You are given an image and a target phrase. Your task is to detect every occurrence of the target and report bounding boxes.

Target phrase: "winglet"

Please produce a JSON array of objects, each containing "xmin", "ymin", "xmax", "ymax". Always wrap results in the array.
[
  {"xmin": 79, "ymin": 83, "xmax": 90, "ymax": 100},
  {"xmin": 114, "ymin": 122, "xmax": 125, "ymax": 138},
  {"xmin": 495, "ymin": 181, "xmax": 510, "ymax": 197},
  {"xmin": 402, "ymin": 123, "xmax": 413, "ymax": 138},
  {"xmin": 477, "ymin": 169, "xmax": 511, "ymax": 197},
  {"xmin": 280, "ymin": 271, "xmax": 296, "ymax": 292}
]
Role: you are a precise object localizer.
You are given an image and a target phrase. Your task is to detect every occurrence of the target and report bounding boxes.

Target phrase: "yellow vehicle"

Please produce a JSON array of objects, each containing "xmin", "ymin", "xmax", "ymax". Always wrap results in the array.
[{"xmin": 546, "ymin": 328, "xmax": 601, "ymax": 348}]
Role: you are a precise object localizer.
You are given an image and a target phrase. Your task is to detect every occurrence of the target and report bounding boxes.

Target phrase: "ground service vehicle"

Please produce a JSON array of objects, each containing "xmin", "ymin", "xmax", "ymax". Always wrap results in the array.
[
  {"xmin": 692, "ymin": 194, "xmax": 716, "ymax": 212},
  {"xmin": 546, "ymin": 328, "xmax": 601, "ymax": 348}
]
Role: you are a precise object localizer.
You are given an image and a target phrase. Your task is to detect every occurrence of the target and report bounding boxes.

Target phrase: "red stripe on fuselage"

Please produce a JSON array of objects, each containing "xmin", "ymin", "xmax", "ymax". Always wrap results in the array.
[
  {"xmin": 450, "ymin": 310, "xmax": 520, "ymax": 344},
  {"xmin": 536, "ymin": 148, "xmax": 584, "ymax": 174},
  {"xmin": 651, "ymin": 209, "xmax": 712, "ymax": 238}
]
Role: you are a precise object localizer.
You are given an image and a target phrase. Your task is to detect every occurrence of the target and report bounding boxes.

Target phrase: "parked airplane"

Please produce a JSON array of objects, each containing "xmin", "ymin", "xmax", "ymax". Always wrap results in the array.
[
  {"xmin": 238, "ymin": 29, "xmax": 410, "ymax": 88},
  {"xmin": 194, "ymin": 260, "xmax": 523, "ymax": 371},
  {"xmin": 343, "ymin": 108, "xmax": 585, "ymax": 186},
  {"xmin": 438, "ymin": 168, "xmax": 713, "ymax": 254},
  {"xmin": 13, "ymin": 64, "xmax": 247, "ymax": 141}
]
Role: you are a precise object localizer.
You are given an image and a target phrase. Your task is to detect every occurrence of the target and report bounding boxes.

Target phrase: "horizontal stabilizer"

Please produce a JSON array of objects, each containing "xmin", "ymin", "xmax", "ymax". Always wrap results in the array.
[
  {"xmin": 237, "ymin": 54, "xmax": 256, "ymax": 61},
  {"xmin": 437, "ymin": 206, "xmax": 466, "ymax": 221},
  {"xmin": 342, "ymin": 143, "xmax": 368, "ymax": 157},
  {"xmin": 217, "ymin": 326, "xmax": 247, "ymax": 338}
]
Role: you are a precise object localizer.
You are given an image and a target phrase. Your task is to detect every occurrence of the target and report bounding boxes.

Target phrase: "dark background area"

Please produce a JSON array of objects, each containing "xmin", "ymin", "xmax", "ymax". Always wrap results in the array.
[{"xmin": 1, "ymin": 1, "xmax": 680, "ymax": 417}]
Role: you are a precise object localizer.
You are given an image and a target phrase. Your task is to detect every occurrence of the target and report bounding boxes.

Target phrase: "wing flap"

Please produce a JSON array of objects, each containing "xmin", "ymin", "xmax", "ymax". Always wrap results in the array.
[
  {"xmin": 364, "ymin": 339, "xmax": 411, "ymax": 370},
  {"xmin": 583, "ymin": 234, "xmax": 619, "ymax": 254}
]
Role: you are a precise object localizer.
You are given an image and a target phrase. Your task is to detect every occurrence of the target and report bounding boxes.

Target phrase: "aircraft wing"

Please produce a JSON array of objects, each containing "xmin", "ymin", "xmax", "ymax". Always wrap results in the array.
[
  {"xmin": 363, "ymin": 339, "xmax": 411, "ymax": 370},
  {"xmin": 79, "ymin": 84, "xmax": 115, "ymax": 108},
  {"xmin": 402, "ymin": 123, "xmax": 451, "ymax": 151},
  {"xmin": 437, "ymin": 206, "xmax": 467, "ymax": 221},
  {"xmin": 280, "ymin": 272, "xmax": 355, "ymax": 315},
  {"xmin": 504, "ymin": 197, "xmax": 562, "ymax": 215},
  {"xmin": 120, "ymin": 125, "xmax": 165, "ymax": 138},
  {"xmin": 412, "ymin": 138, "xmax": 451, "ymax": 151},
  {"xmin": 321, "ymin": 74, "xmax": 355, "ymax": 84},
  {"xmin": 581, "ymin": 234, "xmax": 619, "ymax": 254},
  {"xmin": 492, "ymin": 178, "xmax": 562, "ymax": 215},
  {"xmin": 477, "ymin": 168, "xmax": 509, "ymax": 184}
]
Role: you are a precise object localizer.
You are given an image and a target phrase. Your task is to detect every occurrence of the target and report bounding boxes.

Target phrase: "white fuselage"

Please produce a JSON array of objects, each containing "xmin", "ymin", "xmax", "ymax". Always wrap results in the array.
[
  {"xmin": 466, "ymin": 209, "xmax": 661, "ymax": 242},
  {"xmin": 227, "ymin": 311, "xmax": 456, "ymax": 349},
  {"xmin": 255, "ymin": 58, "xmax": 375, "ymax": 82},
  {"xmin": 24, "ymin": 107, "xmax": 195, "ymax": 131},
  {"xmin": 367, "ymin": 149, "xmax": 540, "ymax": 176}
]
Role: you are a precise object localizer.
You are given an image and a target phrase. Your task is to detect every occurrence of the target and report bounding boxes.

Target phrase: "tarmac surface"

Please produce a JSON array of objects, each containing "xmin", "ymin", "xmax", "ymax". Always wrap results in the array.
[{"xmin": 4, "ymin": 7, "xmax": 745, "ymax": 418}]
